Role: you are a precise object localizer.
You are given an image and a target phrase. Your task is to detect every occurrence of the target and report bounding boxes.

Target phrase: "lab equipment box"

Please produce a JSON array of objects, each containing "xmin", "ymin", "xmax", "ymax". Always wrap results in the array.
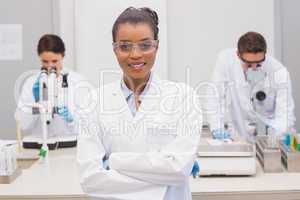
[{"xmin": 197, "ymin": 130, "xmax": 256, "ymax": 176}]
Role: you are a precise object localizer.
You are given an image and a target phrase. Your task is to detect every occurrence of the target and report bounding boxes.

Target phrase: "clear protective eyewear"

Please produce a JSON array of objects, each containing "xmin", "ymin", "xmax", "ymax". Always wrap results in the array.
[{"xmin": 113, "ymin": 40, "xmax": 158, "ymax": 53}]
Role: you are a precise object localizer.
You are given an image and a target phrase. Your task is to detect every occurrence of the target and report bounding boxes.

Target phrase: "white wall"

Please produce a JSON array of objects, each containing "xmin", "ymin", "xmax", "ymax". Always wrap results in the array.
[
  {"xmin": 280, "ymin": 0, "xmax": 300, "ymax": 130},
  {"xmin": 167, "ymin": 0, "xmax": 276, "ymax": 87},
  {"xmin": 53, "ymin": 0, "xmax": 76, "ymax": 70}
]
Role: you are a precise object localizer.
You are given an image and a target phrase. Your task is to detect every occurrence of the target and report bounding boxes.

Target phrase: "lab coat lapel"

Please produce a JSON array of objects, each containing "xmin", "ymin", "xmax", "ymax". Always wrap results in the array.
[
  {"xmin": 108, "ymin": 82, "xmax": 134, "ymax": 121},
  {"xmin": 134, "ymin": 74, "xmax": 161, "ymax": 122},
  {"xmin": 232, "ymin": 55, "xmax": 252, "ymax": 109},
  {"xmin": 233, "ymin": 54, "xmax": 248, "ymax": 87}
]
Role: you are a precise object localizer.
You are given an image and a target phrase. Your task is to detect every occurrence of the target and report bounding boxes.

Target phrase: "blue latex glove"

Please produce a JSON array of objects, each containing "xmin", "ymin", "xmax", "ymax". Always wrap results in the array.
[
  {"xmin": 32, "ymin": 77, "xmax": 40, "ymax": 102},
  {"xmin": 102, "ymin": 159, "xmax": 109, "ymax": 170},
  {"xmin": 190, "ymin": 161, "xmax": 200, "ymax": 178},
  {"xmin": 212, "ymin": 129, "xmax": 231, "ymax": 140},
  {"xmin": 57, "ymin": 106, "xmax": 74, "ymax": 123}
]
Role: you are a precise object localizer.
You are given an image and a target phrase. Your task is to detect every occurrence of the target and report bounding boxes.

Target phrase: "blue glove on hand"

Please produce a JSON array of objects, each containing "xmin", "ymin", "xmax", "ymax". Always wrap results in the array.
[
  {"xmin": 32, "ymin": 77, "xmax": 40, "ymax": 102},
  {"xmin": 212, "ymin": 129, "xmax": 231, "ymax": 140},
  {"xmin": 57, "ymin": 106, "xmax": 74, "ymax": 123},
  {"xmin": 190, "ymin": 161, "xmax": 200, "ymax": 178},
  {"xmin": 102, "ymin": 159, "xmax": 110, "ymax": 170}
]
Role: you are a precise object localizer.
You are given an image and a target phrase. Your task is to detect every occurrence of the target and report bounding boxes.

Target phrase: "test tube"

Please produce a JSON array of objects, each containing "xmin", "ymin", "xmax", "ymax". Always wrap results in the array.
[{"xmin": 267, "ymin": 127, "xmax": 279, "ymax": 148}]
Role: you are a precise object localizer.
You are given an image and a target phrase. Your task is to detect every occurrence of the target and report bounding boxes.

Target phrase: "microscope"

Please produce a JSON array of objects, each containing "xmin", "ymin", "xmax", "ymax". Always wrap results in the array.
[
  {"xmin": 22, "ymin": 67, "xmax": 75, "ymax": 162},
  {"xmin": 38, "ymin": 66, "xmax": 56, "ymax": 162}
]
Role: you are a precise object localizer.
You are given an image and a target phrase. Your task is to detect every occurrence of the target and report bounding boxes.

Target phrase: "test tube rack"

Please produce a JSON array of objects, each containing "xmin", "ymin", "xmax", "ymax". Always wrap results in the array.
[
  {"xmin": 256, "ymin": 136, "xmax": 283, "ymax": 173},
  {"xmin": 279, "ymin": 141, "xmax": 300, "ymax": 172}
]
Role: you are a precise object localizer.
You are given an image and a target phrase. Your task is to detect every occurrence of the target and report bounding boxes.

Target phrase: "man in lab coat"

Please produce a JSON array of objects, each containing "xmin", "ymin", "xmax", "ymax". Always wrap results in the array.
[
  {"xmin": 207, "ymin": 31, "xmax": 295, "ymax": 141},
  {"xmin": 77, "ymin": 7, "xmax": 202, "ymax": 200}
]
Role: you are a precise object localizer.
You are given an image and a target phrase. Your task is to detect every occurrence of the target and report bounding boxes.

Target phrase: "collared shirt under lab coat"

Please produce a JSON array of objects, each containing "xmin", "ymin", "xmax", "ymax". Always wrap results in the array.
[
  {"xmin": 16, "ymin": 68, "xmax": 93, "ymax": 137},
  {"xmin": 77, "ymin": 74, "xmax": 202, "ymax": 200},
  {"xmin": 120, "ymin": 73, "xmax": 152, "ymax": 117},
  {"xmin": 207, "ymin": 49, "xmax": 295, "ymax": 138}
]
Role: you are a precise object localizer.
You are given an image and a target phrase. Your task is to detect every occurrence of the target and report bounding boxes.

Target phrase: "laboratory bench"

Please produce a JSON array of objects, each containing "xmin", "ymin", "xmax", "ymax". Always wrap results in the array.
[{"xmin": 1, "ymin": 148, "xmax": 300, "ymax": 200}]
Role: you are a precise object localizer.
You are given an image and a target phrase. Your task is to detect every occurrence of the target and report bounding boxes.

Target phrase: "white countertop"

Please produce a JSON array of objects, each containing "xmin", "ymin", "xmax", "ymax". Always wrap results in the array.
[
  {"xmin": 1, "ymin": 148, "xmax": 300, "ymax": 200},
  {"xmin": 191, "ymin": 162, "xmax": 300, "ymax": 200},
  {"xmin": 0, "ymin": 148, "xmax": 86, "ymax": 199}
]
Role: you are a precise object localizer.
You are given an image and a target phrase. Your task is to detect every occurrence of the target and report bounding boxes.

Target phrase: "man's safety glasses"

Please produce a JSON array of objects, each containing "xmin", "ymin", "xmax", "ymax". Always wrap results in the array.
[
  {"xmin": 113, "ymin": 40, "xmax": 158, "ymax": 53},
  {"xmin": 240, "ymin": 56, "xmax": 266, "ymax": 68}
]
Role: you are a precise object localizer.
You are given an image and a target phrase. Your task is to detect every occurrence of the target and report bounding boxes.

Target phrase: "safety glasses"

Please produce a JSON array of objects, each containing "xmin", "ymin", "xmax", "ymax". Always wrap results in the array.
[
  {"xmin": 240, "ymin": 55, "xmax": 266, "ymax": 68},
  {"xmin": 113, "ymin": 40, "xmax": 158, "ymax": 53}
]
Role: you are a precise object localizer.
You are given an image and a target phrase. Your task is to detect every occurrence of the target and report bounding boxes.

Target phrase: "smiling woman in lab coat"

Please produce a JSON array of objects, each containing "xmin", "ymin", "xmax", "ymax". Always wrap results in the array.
[{"xmin": 77, "ymin": 7, "xmax": 202, "ymax": 200}]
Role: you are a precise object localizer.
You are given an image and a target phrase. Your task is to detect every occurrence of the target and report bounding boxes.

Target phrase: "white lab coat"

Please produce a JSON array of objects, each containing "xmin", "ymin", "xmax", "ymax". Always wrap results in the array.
[
  {"xmin": 16, "ymin": 68, "xmax": 93, "ymax": 137},
  {"xmin": 207, "ymin": 49, "xmax": 295, "ymax": 138},
  {"xmin": 77, "ymin": 74, "xmax": 202, "ymax": 200}
]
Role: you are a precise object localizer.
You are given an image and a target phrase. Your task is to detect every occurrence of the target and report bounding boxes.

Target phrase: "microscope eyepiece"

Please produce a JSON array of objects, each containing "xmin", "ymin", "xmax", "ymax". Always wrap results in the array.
[
  {"xmin": 49, "ymin": 66, "xmax": 56, "ymax": 74},
  {"xmin": 256, "ymin": 90, "xmax": 266, "ymax": 101}
]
